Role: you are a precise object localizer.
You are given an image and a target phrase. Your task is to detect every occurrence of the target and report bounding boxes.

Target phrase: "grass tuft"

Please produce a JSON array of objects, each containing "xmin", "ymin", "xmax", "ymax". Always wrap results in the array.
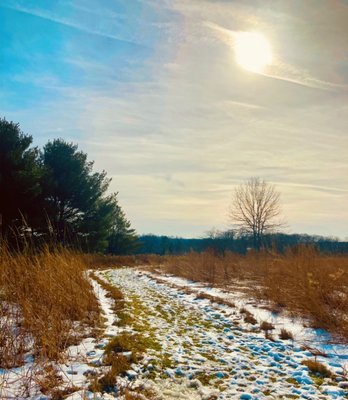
[
  {"xmin": 260, "ymin": 321, "xmax": 275, "ymax": 331},
  {"xmin": 279, "ymin": 328, "xmax": 294, "ymax": 340},
  {"xmin": 302, "ymin": 359, "xmax": 332, "ymax": 378},
  {"xmin": 242, "ymin": 310, "xmax": 257, "ymax": 325}
]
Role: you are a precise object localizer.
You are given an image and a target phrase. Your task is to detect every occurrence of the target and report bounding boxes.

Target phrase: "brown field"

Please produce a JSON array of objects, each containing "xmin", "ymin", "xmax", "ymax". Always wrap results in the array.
[
  {"xmin": 159, "ymin": 246, "xmax": 348, "ymax": 342},
  {"xmin": 1, "ymin": 243, "xmax": 347, "ymax": 376},
  {"xmin": 0, "ymin": 245, "xmax": 100, "ymax": 368}
]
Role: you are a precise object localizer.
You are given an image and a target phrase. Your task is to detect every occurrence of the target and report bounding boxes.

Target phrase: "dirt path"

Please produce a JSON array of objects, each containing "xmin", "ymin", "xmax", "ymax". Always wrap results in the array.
[{"xmin": 98, "ymin": 268, "xmax": 348, "ymax": 400}]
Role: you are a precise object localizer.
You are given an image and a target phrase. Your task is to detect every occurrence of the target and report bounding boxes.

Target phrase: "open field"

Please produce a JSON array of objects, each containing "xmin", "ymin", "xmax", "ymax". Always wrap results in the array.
[
  {"xmin": 92, "ymin": 267, "xmax": 348, "ymax": 399},
  {"xmin": 1, "ymin": 247, "xmax": 348, "ymax": 399},
  {"xmin": 160, "ymin": 246, "xmax": 348, "ymax": 343}
]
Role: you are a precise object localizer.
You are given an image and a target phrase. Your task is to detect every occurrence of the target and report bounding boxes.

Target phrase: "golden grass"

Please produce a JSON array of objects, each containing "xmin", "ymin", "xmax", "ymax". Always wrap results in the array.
[
  {"xmin": 91, "ymin": 355, "xmax": 130, "ymax": 394},
  {"xmin": 162, "ymin": 246, "xmax": 348, "ymax": 341},
  {"xmin": 83, "ymin": 253, "xmax": 163, "ymax": 270},
  {"xmin": 302, "ymin": 359, "xmax": 332, "ymax": 378},
  {"xmin": 124, "ymin": 388, "xmax": 157, "ymax": 400},
  {"xmin": 0, "ymin": 245, "xmax": 100, "ymax": 366}
]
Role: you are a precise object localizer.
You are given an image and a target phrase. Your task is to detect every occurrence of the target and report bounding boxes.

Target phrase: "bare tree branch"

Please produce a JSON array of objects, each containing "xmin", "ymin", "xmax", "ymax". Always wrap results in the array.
[{"xmin": 229, "ymin": 177, "xmax": 286, "ymax": 249}]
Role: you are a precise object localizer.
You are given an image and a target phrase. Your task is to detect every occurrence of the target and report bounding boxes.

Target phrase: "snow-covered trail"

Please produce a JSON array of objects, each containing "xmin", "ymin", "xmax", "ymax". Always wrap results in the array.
[{"xmin": 103, "ymin": 268, "xmax": 348, "ymax": 400}]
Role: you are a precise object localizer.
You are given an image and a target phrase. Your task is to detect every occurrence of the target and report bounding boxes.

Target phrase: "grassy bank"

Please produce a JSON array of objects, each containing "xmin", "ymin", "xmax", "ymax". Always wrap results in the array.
[{"xmin": 0, "ymin": 246, "xmax": 100, "ymax": 368}]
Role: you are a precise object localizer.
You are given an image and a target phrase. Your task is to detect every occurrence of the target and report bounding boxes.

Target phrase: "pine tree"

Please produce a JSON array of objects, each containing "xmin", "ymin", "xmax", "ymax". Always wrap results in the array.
[
  {"xmin": 107, "ymin": 200, "xmax": 139, "ymax": 255},
  {"xmin": 78, "ymin": 194, "xmax": 119, "ymax": 253},
  {"xmin": 0, "ymin": 118, "xmax": 41, "ymax": 238},
  {"xmin": 40, "ymin": 139, "xmax": 113, "ymax": 250}
]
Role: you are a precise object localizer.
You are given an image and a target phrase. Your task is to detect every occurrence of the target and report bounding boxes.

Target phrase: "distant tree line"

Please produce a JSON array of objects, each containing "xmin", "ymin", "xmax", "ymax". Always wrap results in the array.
[
  {"xmin": 137, "ymin": 232, "xmax": 348, "ymax": 255},
  {"xmin": 138, "ymin": 177, "xmax": 347, "ymax": 255},
  {"xmin": 0, "ymin": 118, "xmax": 138, "ymax": 253}
]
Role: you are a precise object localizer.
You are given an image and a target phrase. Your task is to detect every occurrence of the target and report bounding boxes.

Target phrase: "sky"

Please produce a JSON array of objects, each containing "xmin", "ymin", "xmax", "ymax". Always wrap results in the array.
[{"xmin": 1, "ymin": 0, "xmax": 348, "ymax": 238}]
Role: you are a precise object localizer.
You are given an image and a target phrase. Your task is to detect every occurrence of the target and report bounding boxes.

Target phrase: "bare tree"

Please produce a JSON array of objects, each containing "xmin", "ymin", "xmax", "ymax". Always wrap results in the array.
[{"xmin": 229, "ymin": 177, "xmax": 285, "ymax": 249}]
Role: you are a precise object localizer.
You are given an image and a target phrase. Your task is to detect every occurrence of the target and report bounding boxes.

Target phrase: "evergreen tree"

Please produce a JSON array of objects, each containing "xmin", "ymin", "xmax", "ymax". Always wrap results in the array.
[
  {"xmin": 79, "ymin": 194, "xmax": 120, "ymax": 253},
  {"xmin": 0, "ymin": 119, "xmax": 137, "ymax": 253},
  {"xmin": 40, "ymin": 139, "xmax": 113, "ymax": 250},
  {"xmin": 107, "ymin": 200, "xmax": 139, "ymax": 255},
  {"xmin": 0, "ymin": 118, "xmax": 41, "ymax": 238}
]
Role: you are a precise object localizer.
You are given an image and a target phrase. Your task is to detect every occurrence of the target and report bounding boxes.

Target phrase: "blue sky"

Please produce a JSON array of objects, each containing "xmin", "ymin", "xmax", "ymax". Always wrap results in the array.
[{"xmin": 1, "ymin": 0, "xmax": 348, "ymax": 238}]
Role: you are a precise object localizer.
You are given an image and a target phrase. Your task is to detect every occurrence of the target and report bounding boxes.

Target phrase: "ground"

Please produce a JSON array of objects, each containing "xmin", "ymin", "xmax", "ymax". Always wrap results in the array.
[{"xmin": 2, "ymin": 267, "xmax": 348, "ymax": 399}]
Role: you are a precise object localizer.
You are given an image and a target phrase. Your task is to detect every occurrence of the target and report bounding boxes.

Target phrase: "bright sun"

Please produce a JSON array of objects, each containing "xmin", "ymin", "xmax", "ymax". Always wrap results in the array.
[{"xmin": 234, "ymin": 32, "xmax": 272, "ymax": 73}]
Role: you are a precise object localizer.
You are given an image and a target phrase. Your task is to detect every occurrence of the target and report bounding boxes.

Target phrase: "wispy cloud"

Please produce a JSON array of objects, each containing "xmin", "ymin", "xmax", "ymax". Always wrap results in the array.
[
  {"xmin": 222, "ymin": 100, "xmax": 267, "ymax": 110},
  {"xmin": 263, "ymin": 62, "xmax": 348, "ymax": 91},
  {"xmin": 1, "ymin": 0, "xmax": 348, "ymax": 238},
  {"xmin": 277, "ymin": 182, "xmax": 348, "ymax": 195},
  {"xmin": 0, "ymin": 4, "xmax": 143, "ymax": 46}
]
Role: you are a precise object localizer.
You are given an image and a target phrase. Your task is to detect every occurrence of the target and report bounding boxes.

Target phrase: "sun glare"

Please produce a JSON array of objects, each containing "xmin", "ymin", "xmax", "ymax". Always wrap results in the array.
[{"xmin": 234, "ymin": 32, "xmax": 272, "ymax": 73}]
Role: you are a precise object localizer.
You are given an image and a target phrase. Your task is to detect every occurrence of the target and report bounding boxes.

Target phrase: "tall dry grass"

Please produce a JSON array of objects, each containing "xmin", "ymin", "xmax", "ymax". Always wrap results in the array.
[
  {"xmin": 83, "ymin": 253, "xmax": 164, "ymax": 269},
  {"xmin": 0, "ymin": 245, "xmax": 100, "ymax": 367},
  {"xmin": 163, "ymin": 246, "xmax": 348, "ymax": 341},
  {"xmin": 261, "ymin": 246, "xmax": 348, "ymax": 338}
]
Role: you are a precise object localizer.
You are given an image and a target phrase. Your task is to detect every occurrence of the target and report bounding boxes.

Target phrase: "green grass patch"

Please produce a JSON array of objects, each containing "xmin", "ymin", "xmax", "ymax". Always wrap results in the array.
[{"xmin": 104, "ymin": 332, "xmax": 160, "ymax": 363}]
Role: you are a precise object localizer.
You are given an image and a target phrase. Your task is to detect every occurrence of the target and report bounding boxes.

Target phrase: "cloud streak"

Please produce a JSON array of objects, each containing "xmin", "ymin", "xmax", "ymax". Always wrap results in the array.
[{"xmin": 0, "ymin": 4, "xmax": 144, "ymax": 47}]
